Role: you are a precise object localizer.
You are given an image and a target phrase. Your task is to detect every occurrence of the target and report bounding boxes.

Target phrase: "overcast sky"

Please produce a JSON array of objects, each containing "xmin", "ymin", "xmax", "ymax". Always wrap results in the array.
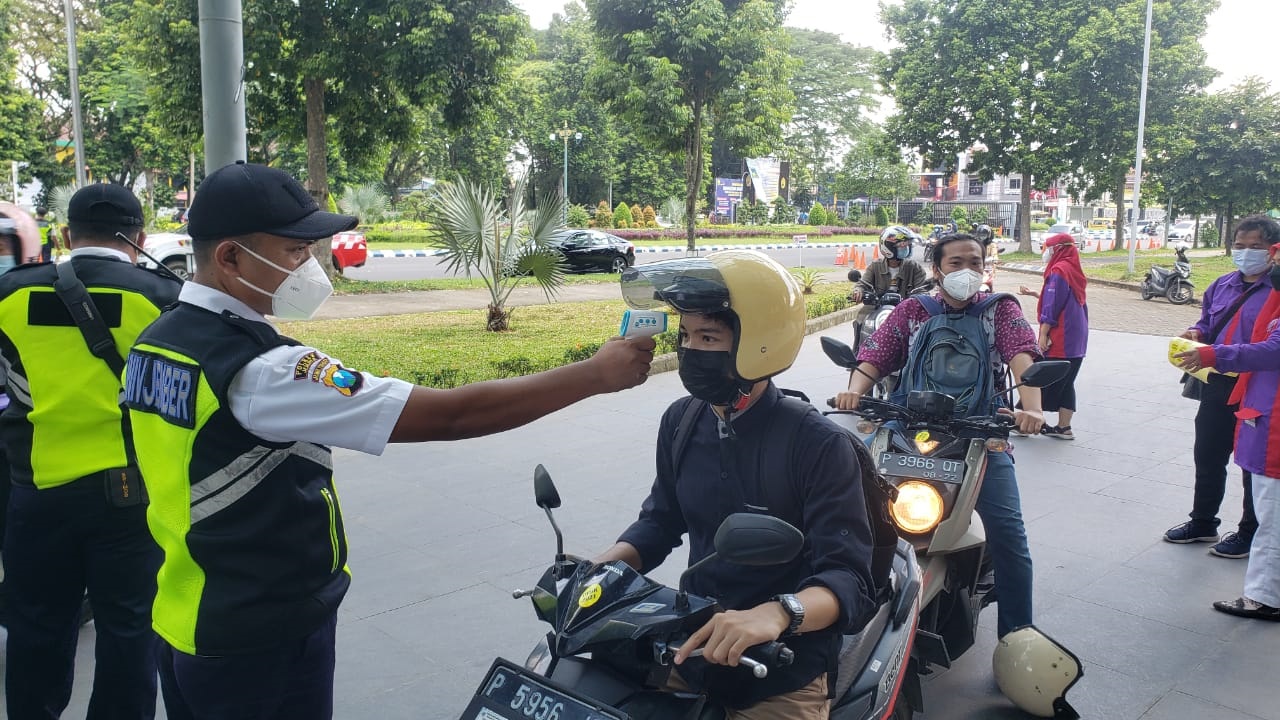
[{"xmin": 513, "ymin": 0, "xmax": 1277, "ymax": 93}]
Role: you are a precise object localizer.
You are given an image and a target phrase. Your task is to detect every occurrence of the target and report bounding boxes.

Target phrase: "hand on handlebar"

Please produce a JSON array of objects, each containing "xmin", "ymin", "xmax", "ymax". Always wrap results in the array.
[
  {"xmin": 673, "ymin": 605, "xmax": 789, "ymax": 668},
  {"xmin": 832, "ymin": 391, "xmax": 863, "ymax": 411},
  {"xmin": 848, "ymin": 289, "xmax": 864, "ymax": 303},
  {"xmin": 999, "ymin": 407, "xmax": 1044, "ymax": 435}
]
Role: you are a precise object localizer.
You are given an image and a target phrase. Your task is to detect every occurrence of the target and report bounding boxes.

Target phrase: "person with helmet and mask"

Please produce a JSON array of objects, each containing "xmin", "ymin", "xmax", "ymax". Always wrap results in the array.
[
  {"xmin": 833, "ymin": 233, "xmax": 1082, "ymax": 716},
  {"xmin": 849, "ymin": 225, "xmax": 930, "ymax": 304},
  {"xmin": 596, "ymin": 250, "xmax": 877, "ymax": 719},
  {"xmin": 122, "ymin": 162, "xmax": 655, "ymax": 719}
]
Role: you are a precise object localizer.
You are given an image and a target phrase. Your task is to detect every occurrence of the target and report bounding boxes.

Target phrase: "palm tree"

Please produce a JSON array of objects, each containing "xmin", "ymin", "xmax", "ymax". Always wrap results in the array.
[
  {"xmin": 338, "ymin": 183, "xmax": 391, "ymax": 226},
  {"xmin": 428, "ymin": 176, "xmax": 568, "ymax": 331}
]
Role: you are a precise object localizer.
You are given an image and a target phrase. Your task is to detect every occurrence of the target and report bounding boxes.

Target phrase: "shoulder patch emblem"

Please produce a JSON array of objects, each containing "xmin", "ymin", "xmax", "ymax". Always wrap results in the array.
[{"xmin": 293, "ymin": 351, "xmax": 363, "ymax": 397}]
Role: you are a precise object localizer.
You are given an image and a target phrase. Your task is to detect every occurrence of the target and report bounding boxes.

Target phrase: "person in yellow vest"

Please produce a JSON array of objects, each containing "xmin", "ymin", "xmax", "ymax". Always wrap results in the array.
[
  {"xmin": 2, "ymin": 184, "xmax": 182, "ymax": 719},
  {"xmin": 123, "ymin": 161, "xmax": 655, "ymax": 720}
]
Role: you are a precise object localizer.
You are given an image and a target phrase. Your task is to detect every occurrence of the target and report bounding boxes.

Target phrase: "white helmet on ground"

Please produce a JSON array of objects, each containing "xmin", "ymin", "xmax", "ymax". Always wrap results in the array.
[{"xmin": 992, "ymin": 625, "xmax": 1083, "ymax": 719}]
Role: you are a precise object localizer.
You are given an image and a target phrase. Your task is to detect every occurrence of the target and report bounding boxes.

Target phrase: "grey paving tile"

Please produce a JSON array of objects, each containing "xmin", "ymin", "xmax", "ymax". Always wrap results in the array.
[
  {"xmin": 1173, "ymin": 621, "xmax": 1280, "ymax": 720},
  {"xmin": 1139, "ymin": 692, "xmax": 1269, "ymax": 720}
]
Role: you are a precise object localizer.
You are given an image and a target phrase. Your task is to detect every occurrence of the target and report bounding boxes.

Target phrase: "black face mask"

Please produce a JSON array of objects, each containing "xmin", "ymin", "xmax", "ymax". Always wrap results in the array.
[
  {"xmin": 678, "ymin": 348, "xmax": 749, "ymax": 406},
  {"xmin": 1270, "ymin": 263, "xmax": 1280, "ymax": 292}
]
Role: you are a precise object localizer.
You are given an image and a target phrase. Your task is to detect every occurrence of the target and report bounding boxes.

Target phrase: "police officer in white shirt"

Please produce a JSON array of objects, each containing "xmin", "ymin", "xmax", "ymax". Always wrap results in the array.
[{"xmin": 124, "ymin": 161, "xmax": 655, "ymax": 720}]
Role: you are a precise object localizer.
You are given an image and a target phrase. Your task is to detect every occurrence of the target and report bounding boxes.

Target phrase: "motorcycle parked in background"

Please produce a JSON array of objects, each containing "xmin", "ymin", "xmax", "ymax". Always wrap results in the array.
[
  {"xmin": 820, "ymin": 340, "xmax": 1083, "ymax": 719},
  {"xmin": 1140, "ymin": 246, "xmax": 1194, "ymax": 305},
  {"xmin": 459, "ymin": 465, "xmax": 924, "ymax": 720}
]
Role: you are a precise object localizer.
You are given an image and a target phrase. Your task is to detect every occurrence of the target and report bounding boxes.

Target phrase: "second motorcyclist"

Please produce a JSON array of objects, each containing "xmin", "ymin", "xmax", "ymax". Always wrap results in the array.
[{"xmin": 849, "ymin": 226, "xmax": 931, "ymax": 304}]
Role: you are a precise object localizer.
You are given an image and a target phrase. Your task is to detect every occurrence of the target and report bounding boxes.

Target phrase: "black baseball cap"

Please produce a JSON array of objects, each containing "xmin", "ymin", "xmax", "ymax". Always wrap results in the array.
[
  {"xmin": 188, "ymin": 161, "xmax": 357, "ymax": 243},
  {"xmin": 67, "ymin": 183, "xmax": 144, "ymax": 227}
]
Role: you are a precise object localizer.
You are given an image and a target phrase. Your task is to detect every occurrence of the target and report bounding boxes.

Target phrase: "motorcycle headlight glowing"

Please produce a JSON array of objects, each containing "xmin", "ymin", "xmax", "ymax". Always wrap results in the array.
[{"xmin": 890, "ymin": 481, "xmax": 945, "ymax": 535}]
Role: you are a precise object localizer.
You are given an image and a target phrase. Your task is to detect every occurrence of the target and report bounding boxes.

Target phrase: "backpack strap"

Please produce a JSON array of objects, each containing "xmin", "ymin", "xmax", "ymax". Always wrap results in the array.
[
  {"xmin": 669, "ymin": 395, "xmax": 706, "ymax": 475},
  {"xmin": 916, "ymin": 295, "xmax": 945, "ymax": 316},
  {"xmin": 53, "ymin": 260, "xmax": 127, "ymax": 380},
  {"xmin": 967, "ymin": 291, "xmax": 1017, "ymax": 317}
]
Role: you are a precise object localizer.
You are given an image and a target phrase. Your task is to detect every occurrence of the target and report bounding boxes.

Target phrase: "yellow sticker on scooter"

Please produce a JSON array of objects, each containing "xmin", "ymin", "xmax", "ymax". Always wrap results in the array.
[
  {"xmin": 915, "ymin": 430, "xmax": 931, "ymax": 443},
  {"xmin": 578, "ymin": 584, "xmax": 603, "ymax": 608}
]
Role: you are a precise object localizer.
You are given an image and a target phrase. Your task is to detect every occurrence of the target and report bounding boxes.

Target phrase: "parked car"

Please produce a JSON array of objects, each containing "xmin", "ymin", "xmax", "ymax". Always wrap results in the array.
[
  {"xmin": 1046, "ymin": 222, "xmax": 1086, "ymax": 249},
  {"xmin": 1167, "ymin": 220, "xmax": 1196, "ymax": 242},
  {"xmin": 139, "ymin": 226, "xmax": 368, "ymax": 278},
  {"xmin": 549, "ymin": 229, "xmax": 635, "ymax": 273}
]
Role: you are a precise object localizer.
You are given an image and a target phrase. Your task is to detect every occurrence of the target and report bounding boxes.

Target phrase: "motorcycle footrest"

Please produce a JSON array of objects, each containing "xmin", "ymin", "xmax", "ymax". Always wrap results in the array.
[{"xmin": 913, "ymin": 629, "xmax": 951, "ymax": 669}]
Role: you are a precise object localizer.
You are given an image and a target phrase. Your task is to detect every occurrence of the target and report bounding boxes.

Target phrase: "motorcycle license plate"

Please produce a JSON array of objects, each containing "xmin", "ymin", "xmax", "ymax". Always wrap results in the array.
[
  {"xmin": 878, "ymin": 452, "xmax": 964, "ymax": 484},
  {"xmin": 459, "ymin": 659, "xmax": 630, "ymax": 720}
]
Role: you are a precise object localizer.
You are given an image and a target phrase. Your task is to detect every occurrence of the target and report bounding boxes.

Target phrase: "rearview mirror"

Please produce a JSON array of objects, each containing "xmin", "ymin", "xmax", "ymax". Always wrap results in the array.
[
  {"xmin": 846, "ymin": 269, "xmax": 863, "ymax": 283},
  {"xmin": 533, "ymin": 464, "xmax": 561, "ymax": 509},
  {"xmin": 820, "ymin": 336, "xmax": 859, "ymax": 370},
  {"xmin": 1021, "ymin": 361, "xmax": 1071, "ymax": 389},
  {"xmin": 713, "ymin": 513, "xmax": 804, "ymax": 567}
]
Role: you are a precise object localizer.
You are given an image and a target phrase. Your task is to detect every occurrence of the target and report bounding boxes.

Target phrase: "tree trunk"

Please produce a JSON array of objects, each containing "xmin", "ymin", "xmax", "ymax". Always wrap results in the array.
[
  {"xmin": 304, "ymin": 76, "xmax": 336, "ymax": 278},
  {"xmin": 1018, "ymin": 174, "xmax": 1032, "ymax": 253},
  {"xmin": 683, "ymin": 97, "xmax": 705, "ymax": 253},
  {"xmin": 1114, "ymin": 172, "xmax": 1127, "ymax": 252},
  {"xmin": 1225, "ymin": 202, "xmax": 1235, "ymax": 253}
]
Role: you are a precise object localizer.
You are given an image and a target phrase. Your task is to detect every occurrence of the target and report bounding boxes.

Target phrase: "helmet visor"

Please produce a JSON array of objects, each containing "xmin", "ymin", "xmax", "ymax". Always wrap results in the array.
[{"xmin": 620, "ymin": 258, "xmax": 732, "ymax": 314}]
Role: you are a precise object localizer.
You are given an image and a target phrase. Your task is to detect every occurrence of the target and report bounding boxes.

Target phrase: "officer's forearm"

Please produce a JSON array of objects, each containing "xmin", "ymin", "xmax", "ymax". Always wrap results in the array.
[{"xmin": 390, "ymin": 362, "xmax": 601, "ymax": 442}]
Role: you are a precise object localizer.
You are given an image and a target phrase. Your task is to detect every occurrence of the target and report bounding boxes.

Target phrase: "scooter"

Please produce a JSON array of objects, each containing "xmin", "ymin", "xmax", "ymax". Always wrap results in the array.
[
  {"xmin": 819, "ymin": 342, "xmax": 1081, "ymax": 718},
  {"xmin": 459, "ymin": 465, "xmax": 923, "ymax": 720},
  {"xmin": 1140, "ymin": 246, "xmax": 1194, "ymax": 305}
]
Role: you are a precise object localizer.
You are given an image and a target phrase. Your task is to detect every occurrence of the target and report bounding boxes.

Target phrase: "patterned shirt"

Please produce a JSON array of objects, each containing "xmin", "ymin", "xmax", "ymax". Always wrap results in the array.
[{"xmin": 857, "ymin": 292, "xmax": 1041, "ymax": 392}]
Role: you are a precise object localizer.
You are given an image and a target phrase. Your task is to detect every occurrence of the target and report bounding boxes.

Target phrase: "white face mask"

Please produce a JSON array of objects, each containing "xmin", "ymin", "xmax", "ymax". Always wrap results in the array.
[
  {"xmin": 1042, "ymin": 248, "xmax": 1053, "ymax": 264},
  {"xmin": 941, "ymin": 268, "xmax": 984, "ymax": 302},
  {"xmin": 234, "ymin": 243, "xmax": 333, "ymax": 320},
  {"xmin": 1232, "ymin": 247, "xmax": 1271, "ymax": 277}
]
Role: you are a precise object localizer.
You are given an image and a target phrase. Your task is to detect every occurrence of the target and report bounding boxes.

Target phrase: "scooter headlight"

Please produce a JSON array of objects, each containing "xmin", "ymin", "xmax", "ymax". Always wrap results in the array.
[{"xmin": 890, "ymin": 481, "xmax": 945, "ymax": 535}]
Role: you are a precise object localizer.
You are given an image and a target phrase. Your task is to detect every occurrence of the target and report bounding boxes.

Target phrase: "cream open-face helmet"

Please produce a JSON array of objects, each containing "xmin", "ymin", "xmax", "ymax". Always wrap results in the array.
[{"xmin": 993, "ymin": 625, "xmax": 1083, "ymax": 719}]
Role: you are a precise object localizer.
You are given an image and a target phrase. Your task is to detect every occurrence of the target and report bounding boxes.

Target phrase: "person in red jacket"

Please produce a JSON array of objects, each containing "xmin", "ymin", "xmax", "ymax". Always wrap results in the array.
[{"xmin": 1176, "ymin": 242, "xmax": 1280, "ymax": 621}]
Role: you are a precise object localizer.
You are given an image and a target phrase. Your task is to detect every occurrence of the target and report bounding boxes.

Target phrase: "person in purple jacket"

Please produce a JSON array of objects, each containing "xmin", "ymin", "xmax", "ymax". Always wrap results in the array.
[
  {"xmin": 1163, "ymin": 215, "xmax": 1279, "ymax": 559},
  {"xmin": 1019, "ymin": 232, "xmax": 1089, "ymax": 439}
]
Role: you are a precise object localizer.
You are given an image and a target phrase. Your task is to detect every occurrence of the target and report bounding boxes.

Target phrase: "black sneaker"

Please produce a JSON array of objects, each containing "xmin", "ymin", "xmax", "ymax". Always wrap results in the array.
[
  {"xmin": 1163, "ymin": 521, "xmax": 1219, "ymax": 544},
  {"xmin": 1213, "ymin": 596, "xmax": 1280, "ymax": 621},
  {"xmin": 1042, "ymin": 425, "xmax": 1075, "ymax": 440},
  {"xmin": 1210, "ymin": 531, "xmax": 1253, "ymax": 559}
]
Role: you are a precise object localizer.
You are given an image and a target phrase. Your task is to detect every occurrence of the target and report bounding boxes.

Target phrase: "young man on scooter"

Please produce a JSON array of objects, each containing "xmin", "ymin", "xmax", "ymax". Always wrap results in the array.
[
  {"xmin": 848, "ymin": 226, "xmax": 930, "ymax": 304},
  {"xmin": 599, "ymin": 250, "xmax": 878, "ymax": 719},
  {"xmin": 1164, "ymin": 215, "xmax": 1280, "ymax": 558},
  {"xmin": 833, "ymin": 232, "xmax": 1044, "ymax": 642}
]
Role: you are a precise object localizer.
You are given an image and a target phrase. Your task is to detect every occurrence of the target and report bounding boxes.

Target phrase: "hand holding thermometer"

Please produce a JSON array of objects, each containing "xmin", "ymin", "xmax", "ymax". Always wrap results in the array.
[{"xmin": 620, "ymin": 309, "xmax": 668, "ymax": 339}]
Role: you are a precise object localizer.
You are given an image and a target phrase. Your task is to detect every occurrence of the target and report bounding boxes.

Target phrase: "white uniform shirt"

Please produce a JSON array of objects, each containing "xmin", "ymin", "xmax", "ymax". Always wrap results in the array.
[{"xmin": 177, "ymin": 284, "xmax": 413, "ymax": 455}]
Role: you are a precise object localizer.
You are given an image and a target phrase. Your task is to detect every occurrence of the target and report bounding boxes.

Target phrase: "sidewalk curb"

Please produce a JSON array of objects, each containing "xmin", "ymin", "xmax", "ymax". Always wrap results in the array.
[{"xmin": 648, "ymin": 306, "xmax": 857, "ymax": 375}]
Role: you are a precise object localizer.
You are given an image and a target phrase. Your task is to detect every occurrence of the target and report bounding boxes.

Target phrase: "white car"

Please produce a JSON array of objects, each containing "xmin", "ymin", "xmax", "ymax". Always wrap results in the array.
[
  {"xmin": 1167, "ymin": 221, "xmax": 1196, "ymax": 242},
  {"xmin": 140, "ymin": 227, "xmax": 196, "ymax": 280}
]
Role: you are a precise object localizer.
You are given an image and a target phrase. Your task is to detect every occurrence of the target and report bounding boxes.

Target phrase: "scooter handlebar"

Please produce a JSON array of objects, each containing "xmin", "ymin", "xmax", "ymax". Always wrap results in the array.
[{"xmin": 665, "ymin": 639, "xmax": 794, "ymax": 679}]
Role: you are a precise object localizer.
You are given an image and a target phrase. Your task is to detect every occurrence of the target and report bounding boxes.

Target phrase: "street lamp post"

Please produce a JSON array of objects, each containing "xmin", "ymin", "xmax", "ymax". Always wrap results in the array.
[
  {"xmin": 1127, "ymin": 0, "xmax": 1154, "ymax": 273},
  {"xmin": 551, "ymin": 122, "xmax": 582, "ymax": 223}
]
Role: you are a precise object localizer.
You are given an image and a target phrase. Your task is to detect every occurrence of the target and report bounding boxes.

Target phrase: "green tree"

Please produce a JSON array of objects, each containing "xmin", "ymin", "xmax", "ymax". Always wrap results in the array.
[
  {"xmin": 882, "ymin": 0, "xmax": 1083, "ymax": 251},
  {"xmin": 831, "ymin": 129, "xmax": 917, "ymax": 202},
  {"xmin": 0, "ymin": 0, "xmax": 42, "ymax": 187},
  {"xmin": 1058, "ymin": 0, "xmax": 1216, "ymax": 247},
  {"xmin": 613, "ymin": 201, "xmax": 634, "ymax": 228},
  {"xmin": 594, "ymin": 200, "xmax": 613, "ymax": 228},
  {"xmin": 874, "ymin": 205, "xmax": 892, "ymax": 227},
  {"xmin": 1151, "ymin": 78, "xmax": 1280, "ymax": 239},
  {"xmin": 427, "ymin": 177, "xmax": 567, "ymax": 331},
  {"xmin": 771, "ymin": 196, "xmax": 797, "ymax": 224},
  {"xmin": 588, "ymin": 0, "xmax": 795, "ymax": 250},
  {"xmin": 950, "ymin": 205, "xmax": 970, "ymax": 230},
  {"xmin": 784, "ymin": 28, "xmax": 881, "ymax": 197},
  {"xmin": 808, "ymin": 203, "xmax": 827, "ymax": 226}
]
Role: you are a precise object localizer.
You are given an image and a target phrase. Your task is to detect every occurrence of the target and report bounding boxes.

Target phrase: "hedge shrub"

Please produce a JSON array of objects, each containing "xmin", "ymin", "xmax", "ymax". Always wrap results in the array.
[{"xmin": 594, "ymin": 201, "xmax": 614, "ymax": 229}]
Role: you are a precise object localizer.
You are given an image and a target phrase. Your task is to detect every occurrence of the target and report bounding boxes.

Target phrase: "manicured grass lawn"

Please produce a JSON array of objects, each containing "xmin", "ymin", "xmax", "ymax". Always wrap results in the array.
[
  {"xmin": 282, "ymin": 285, "xmax": 851, "ymax": 386},
  {"xmin": 331, "ymin": 274, "xmax": 614, "ymax": 295}
]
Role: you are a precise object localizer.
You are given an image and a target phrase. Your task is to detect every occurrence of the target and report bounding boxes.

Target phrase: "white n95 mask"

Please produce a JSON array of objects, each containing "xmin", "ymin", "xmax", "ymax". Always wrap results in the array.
[{"xmin": 235, "ymin": 243, "xmax": 333, "ymax": 320}]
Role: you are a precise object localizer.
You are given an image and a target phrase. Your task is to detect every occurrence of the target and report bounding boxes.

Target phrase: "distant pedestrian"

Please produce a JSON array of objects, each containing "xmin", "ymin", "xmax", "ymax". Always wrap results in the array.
[
  {"xmin": 1017, "ymin": 232, "xmax": 1089, "ymax": 439},
  {"xmin": 35, "ymin": 205, "xmax": 55, "ymax": 262},
  {"xmin": 1174, "ymin": 229, "xmax": 1280, "ymax": 621},
  {"xmin": 1163, "ymin": 215, "xmax": 1278, "ymax": 559}
]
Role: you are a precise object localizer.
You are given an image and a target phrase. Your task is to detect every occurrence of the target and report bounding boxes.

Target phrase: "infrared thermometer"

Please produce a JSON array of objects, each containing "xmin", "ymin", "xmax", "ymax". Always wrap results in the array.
[{"xmin": 620, "ymin": 309, "xmax": 668, "ymax": 339}]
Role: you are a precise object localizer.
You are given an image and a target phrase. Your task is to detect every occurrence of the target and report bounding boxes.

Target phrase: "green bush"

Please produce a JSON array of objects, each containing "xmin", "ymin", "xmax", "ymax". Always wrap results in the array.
[
  {"xmin": 874, "ymin": 205, "xmax": 892, "ymax": 227},
  {"xmin": 594, "ymin": 200, "xmax": 614, "ymax": 229},
  {"xmin": 914, "ymin": 202, "xmax": 933, "ymax": 226},
  {"xmin": 792, "ymin": 267, "xmax": 822, "ymax": 294},
  {"xmin": 1030, "ymin": 222, "xmax": 1050, "ymax": 232},
  {"xmin": 364, "ymin": 228, "xmax": 435, "ymax": 244},
  {"xmin": 411, "ymin": 368, "xmax": 470, "ymax": 388},
  {"xmin": 613, "ymin": 202, "xmax": 634, "ymax": 229},
  {"xmin": 654, "ymin": 329, "xmax": 680, "ymax": 356},
  {"xmin": 567, "ymin": 203, "xmax": 591, "ymax": 228},
  {"xmin": 1198, "ymin": 222, "xmax": 1220, "ymax": 247},
  {"xmin": 804, "ymin": 289, "xmax": 851, "ymax": 319},
  {"xmin": 950, "ymin": 205, "xmax": 970, "ymax": 230},
  {"xmin": 808, "ymin": 203, "xmax": 828, "ymax": 226},
  {"xmin": 563, "ymin": 342, "xmax": 601, "ymax": 364},
  {"xmin": 399, "ymin": 191, "xmax": 433, "ymax": 222},
  {"xmin": 492, "ymin": 356, "xmax": 547, "ymax": 377},
  {"xmin": 970, "ymin": 205, "xmax": 989, "ymax": 227},
  {"xmin": 771, "ymin": 197, "xmax": 798, "ymax": 224},
  {"xmin": 642, "ymin": 205, "xmax": 658, "ymax": 228}
]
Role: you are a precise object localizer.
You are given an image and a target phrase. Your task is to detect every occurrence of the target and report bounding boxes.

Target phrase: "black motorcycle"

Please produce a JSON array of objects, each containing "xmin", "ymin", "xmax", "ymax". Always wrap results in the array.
[
  {"xmin": 459, "ymin": 465, "xmax": 923, "ymax": 720},
  {"xmin": 1140, "ymin": 246, "xmax": 1194, "ymax": 305}
]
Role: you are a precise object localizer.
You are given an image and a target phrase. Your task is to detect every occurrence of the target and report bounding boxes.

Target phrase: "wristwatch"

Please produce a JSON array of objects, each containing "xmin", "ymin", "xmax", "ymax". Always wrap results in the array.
[{"xmin": 774, "ymin": 593, "xmax": 805, "ymax": 636}]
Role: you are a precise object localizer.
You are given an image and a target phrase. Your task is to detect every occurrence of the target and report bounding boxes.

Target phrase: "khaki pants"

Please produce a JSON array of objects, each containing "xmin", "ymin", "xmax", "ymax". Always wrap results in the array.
[{"xmin": 666, "ymin": 669, "xmax": 829, "ymax": 720}]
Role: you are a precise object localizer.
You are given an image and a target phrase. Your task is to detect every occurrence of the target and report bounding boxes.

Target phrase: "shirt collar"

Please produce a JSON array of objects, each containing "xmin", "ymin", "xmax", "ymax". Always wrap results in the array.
[
  {"xmin": 719, "ymin": 382, "xmax": 782, "ymax": 436},
  {"xmin": 69, "ymin": 246, "xmax": 131, "ymax": 263},
  {"xmin": 178, "ymin": 282, "xmax": 274, "ymax": 328}
]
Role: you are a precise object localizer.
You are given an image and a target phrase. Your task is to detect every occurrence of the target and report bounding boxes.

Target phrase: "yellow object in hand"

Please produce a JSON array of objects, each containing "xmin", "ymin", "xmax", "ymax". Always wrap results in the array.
[{"xmin": 1168, "ymin": 337, "xmax": 1236, "ymax": 381}]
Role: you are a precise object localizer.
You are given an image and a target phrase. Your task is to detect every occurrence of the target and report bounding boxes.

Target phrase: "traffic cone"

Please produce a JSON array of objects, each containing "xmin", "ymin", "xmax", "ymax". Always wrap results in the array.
[
  {"xmin": 834, "ymin": 247, "xmax": 848, "ymax": 266},
  {"xmin": 855, "ymin": 247, "xmax": 868, "ymax": 271},
  {"xmin": 872, "ymin": 244, "xmax": 881, "ymax": 260}
]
